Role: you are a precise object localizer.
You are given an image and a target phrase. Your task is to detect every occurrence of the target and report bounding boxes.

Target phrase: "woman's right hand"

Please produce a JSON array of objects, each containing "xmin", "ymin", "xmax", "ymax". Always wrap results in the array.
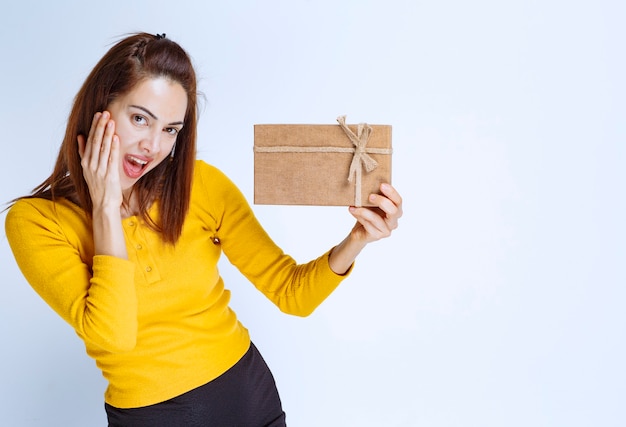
[
  {"xmin": 78, "ymin": 112, "xmax": 128, "ymax": 259},
  {"xmin": 77, "ymin": 111, "xmax": 123, "ymax": 212}
]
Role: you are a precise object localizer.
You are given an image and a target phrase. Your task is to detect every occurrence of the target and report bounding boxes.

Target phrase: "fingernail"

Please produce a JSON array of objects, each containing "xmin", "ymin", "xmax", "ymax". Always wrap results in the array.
[
  {"xmin": 381, "ymin": 183, "xmax": 390, "ymax": 191},
  {"xmin": 369, "ymin": 194, "xmax": 376, "ymax": 202}
]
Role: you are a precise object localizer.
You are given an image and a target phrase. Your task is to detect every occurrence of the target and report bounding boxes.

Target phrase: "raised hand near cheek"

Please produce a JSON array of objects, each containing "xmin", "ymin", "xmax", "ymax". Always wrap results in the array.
[
  {"xmin": 348, "ymin": 183, "xmax": 403, "ymax": 244},
  {"xmin": 77, "ymin": 111, "xmax": 123, "ymax": 212}
]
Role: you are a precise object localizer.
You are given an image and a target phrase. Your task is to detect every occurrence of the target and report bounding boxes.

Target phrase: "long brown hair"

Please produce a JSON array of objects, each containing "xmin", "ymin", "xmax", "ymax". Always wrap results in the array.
[{"xmin": 22, "ymin": 32, "xmax": 198, "ymax": 244}]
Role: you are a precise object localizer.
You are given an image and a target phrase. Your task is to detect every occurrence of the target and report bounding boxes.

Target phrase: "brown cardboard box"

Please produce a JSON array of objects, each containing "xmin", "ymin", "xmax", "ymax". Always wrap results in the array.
[{"xmin": 254, "ymin": 116, "xmax": 392, "ymax": 206}]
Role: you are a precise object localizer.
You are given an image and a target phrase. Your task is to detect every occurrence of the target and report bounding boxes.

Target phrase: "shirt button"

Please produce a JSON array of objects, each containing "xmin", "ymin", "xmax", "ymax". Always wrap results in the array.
[
  {"xmin": 136, "ymin": 244, "xmax": 143, "ymax": 250},
  {"xmin": 146, "ymin": 266, "xmax": 152, "ymax": 272},
  {"xmin": 128, "ymin": 221, "xmax": 135, "ymax": 227}
]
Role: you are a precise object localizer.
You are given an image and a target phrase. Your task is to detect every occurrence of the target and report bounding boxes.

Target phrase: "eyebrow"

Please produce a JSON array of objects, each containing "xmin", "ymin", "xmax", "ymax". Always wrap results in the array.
[{"xmin": 129, "ymin": 105, "xmax": 185, "ymax": 126}]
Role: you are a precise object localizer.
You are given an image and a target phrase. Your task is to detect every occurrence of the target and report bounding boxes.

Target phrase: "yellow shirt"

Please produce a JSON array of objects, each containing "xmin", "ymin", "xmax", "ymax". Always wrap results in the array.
[{"xmin": 5, "ymin": 160, "xmax": 349, "ymax": 408}]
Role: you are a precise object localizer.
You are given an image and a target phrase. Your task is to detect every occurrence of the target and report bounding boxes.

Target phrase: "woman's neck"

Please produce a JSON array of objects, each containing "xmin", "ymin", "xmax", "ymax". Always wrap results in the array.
[{"xmin": 121, "ymin": 190, "xmax": 139, "ymax": 219}]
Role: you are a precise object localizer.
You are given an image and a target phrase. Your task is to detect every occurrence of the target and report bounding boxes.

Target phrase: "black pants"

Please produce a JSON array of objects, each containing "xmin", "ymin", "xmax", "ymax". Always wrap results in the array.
[{"xmin": 105, "ymin": 343, "xmax": 286, "ymax": 427}]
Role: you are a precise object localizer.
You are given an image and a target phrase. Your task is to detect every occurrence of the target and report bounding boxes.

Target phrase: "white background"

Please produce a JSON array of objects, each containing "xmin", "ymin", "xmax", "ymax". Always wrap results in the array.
[{"xmin": 1, "ymin": 1, "xmax": 624, "ymax": 426}]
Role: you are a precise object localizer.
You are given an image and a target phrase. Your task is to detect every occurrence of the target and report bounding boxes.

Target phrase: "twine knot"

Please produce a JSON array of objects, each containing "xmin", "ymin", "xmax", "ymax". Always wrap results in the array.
[{"xmin": 337, "ymin": 115, "xmax": 378, "ymax": 205}]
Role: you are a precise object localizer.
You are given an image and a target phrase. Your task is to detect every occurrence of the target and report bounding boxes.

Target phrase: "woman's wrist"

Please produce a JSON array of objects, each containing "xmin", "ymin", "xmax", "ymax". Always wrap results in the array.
[
  {"xmin": 328, "ymin": 233, "xmax": 366, "ymax": 275},
  {"xmin": 91, "ymin": 207, "xmax": 128, "ymax": 259}
]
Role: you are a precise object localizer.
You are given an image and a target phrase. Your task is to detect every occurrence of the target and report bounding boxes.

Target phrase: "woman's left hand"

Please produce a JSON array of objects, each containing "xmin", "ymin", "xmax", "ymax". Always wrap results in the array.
[
  {"xmin": 348, "ymin": 183, "xmax": 403, "ymax": 244},
  {"xmin": 328, "ymin": 183, "xmax": 402, "ymax": 275}
]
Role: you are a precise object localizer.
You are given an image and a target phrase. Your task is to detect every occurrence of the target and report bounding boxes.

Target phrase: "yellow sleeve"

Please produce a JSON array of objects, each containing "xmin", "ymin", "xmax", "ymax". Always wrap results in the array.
[
  {"xmin": 196, "ymin": 162, "xmax": 352, "ymax": 316},
  {"xmin": 5, "ymin": 199, "xmax": 138, "ymax": 352}
]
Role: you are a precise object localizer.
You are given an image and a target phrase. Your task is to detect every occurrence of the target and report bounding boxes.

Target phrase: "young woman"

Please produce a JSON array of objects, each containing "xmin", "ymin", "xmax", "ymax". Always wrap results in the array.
[{"xmin": 5, "ymin": 32, "xmax": 402, "ymax": 426}]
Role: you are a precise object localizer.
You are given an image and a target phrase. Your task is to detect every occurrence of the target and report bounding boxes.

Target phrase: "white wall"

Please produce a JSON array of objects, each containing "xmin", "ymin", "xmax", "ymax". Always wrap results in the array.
[{"xmin": 1, "ymin": 1, "xmax": 624, "ymax": 426}]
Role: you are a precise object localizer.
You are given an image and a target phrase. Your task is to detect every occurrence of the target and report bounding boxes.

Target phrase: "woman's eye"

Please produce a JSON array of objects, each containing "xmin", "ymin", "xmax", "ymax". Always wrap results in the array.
[
  {"xmin": 133, "ymin": 115, "xmax": 147, "ymax": 125},
  {"xmin": 165, "ymin": 127, "xmax": 179, "ymax": 136}
]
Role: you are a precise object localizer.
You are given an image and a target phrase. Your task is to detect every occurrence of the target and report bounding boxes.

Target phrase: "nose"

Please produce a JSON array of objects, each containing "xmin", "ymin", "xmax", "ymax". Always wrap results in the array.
[{"xmin": 140, "ymin": 129, "xmax": 161, "ymax": 155}]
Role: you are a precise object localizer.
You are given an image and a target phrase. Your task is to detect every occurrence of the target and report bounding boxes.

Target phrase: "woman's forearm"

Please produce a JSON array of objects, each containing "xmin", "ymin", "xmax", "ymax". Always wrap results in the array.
[
  {"xmin": 328, "ymin": 232, "xmax": 367, "ymax": 275},
  {"xmin": 92, "ymin": 206, "xmax": 128, "ymax": 259}
]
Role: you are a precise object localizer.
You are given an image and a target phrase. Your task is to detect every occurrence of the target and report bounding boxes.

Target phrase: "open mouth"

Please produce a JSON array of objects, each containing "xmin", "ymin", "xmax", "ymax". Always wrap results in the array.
[{"xmin": 123, "ymin": 155, "xmax": 151, "ymax": 179}]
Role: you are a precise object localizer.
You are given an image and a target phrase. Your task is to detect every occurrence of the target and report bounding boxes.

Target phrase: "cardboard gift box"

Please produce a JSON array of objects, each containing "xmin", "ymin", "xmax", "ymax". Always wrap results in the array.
[{"xmin": 254, "ymin": 116, "xmax": 392, "ymax": 207}]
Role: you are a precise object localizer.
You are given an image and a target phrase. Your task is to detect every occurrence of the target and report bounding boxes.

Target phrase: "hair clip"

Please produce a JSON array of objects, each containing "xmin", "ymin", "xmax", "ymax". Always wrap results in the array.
[{"xmin": 155, "ymin": 33, "xmax": 166, "ymax": 40}]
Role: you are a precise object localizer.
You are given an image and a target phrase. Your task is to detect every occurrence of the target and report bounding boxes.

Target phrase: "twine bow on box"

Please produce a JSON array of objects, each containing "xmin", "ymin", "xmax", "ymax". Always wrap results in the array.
[{"xmin": 254, "ymin": 116, "xmax": 392, "ymax": 206}]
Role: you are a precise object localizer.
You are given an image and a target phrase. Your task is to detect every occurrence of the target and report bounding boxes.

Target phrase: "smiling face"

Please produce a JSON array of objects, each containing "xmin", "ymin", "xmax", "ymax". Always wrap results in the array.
[{"xmin": 107, "ymin": 76, "xmax": 188, "ymax": 195}]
